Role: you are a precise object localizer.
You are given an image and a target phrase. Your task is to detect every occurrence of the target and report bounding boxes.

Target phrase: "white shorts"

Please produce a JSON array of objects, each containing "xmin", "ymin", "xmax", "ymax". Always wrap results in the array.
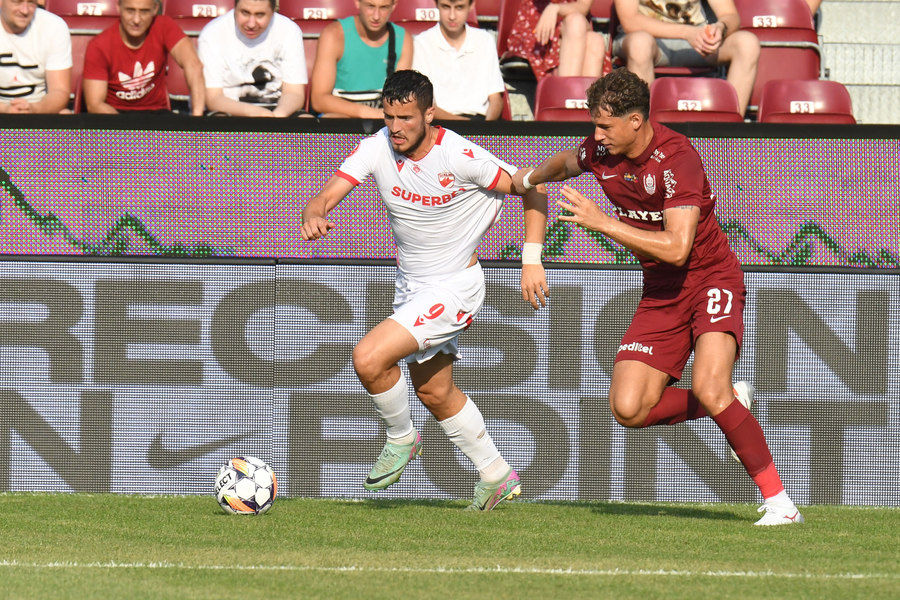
[{"xmin": 389, "ymin": 263, "xmax": 486, "ymax": 364}]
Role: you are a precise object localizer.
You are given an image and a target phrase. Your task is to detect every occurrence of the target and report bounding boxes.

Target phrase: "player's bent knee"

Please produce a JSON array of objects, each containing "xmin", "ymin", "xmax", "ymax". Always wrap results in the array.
[
  {"xmin": 352, "ymin": 343, "xmax": 384, "ymax": 384},
  {"xmin": 609, "ymin": 395, "xmax": 646, "ymax": 428}
]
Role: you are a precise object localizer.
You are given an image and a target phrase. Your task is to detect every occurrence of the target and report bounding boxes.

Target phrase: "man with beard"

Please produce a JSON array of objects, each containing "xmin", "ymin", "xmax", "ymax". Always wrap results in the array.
[{"xmin": 301, "ymin": 70, "xmax": 550, "ymax": 510}]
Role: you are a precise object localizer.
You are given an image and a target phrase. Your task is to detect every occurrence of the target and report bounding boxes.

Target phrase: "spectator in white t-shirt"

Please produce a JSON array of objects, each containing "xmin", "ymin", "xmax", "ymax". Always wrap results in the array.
[
  {"xmin": 412, "ymin": 0, "xmax": 505, "ymax": 120},
  {"xmin": 197, "ymin": 0, "xmax": 308, "ymax": 117},
  {"xmin": 0, "ymin": 0, "xmax": 71, "ymax": 113}
]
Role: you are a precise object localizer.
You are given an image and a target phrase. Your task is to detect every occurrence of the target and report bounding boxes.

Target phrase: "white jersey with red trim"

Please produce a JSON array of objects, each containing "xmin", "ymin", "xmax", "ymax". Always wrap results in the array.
[{"xmin": 337, "ymin": 126, "xmax": 514, "ymax": 280}]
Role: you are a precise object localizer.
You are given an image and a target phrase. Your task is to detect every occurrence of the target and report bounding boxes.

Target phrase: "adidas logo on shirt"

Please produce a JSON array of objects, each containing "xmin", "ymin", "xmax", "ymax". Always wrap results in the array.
[{"xmin": 115, "ymin": 61, "xmax": 156, "ymax": 101}]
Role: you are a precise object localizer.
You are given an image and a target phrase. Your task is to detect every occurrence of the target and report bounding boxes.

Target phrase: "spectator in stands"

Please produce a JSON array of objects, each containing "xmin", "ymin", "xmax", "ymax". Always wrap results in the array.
[
  {"xmin": 612, "ymin": 0, "xmax": 760, "ymax": 116},
  {"xmin": 82, "ymin": 0, "xmax": 205, "ymax": 115},
  {"xmin": 198, "ymin": 0, "xmax": 308, "ymax": 117},
  {"xmin": 505, "ymin": 0, "xmax": 607, "ymax": 80},
  {"xmin": 309, "ymin": 0, "xmax": 412, "ymax": 118},
  {"xmin": 412, "ymin": 0, "xmax": 504, "ymax": 120},
  {"xmin": 0, "ymin": 0, "xmax": 71, "ymax": 113}
]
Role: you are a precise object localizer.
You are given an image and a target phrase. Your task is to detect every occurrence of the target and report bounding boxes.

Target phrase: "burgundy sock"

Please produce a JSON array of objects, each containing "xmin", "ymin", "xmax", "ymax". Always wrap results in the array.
[
  {"xmin": 711, "ymin": 400, "xmax": 785, "ymax": 497},
  {"xmin": 642, "ymin": 388, "xmax": 708, "ymax": 427}
]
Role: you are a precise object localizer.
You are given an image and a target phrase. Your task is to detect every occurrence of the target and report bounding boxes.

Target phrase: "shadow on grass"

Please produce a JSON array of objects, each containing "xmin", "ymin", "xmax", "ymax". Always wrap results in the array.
[
  {"xmin": 288, "ymin": 497, "xmax": 745, "ymax": 521},
  {"xmin": 529, "ymin": 499, "xmax": 744, "ymax": 521}
]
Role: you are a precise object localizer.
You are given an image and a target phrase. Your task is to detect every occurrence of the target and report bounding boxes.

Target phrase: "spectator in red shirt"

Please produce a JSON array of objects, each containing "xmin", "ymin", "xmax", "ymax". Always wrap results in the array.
[{"xmin": 81, "ymin": 0, "xmax": 204, "ymax": 114}]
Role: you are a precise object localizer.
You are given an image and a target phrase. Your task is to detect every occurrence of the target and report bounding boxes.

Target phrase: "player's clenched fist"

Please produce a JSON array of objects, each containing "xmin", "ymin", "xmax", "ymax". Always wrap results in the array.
[{"xmin": 300, "ymin": 217, "xmax": 335, "ymax": 240}]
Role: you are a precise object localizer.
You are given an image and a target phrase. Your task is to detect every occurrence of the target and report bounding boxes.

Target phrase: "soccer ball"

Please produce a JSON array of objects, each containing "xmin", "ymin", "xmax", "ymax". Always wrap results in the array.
[{"xmin": 215, "ymin": 456, "xmax": 277, "ymax": 515}]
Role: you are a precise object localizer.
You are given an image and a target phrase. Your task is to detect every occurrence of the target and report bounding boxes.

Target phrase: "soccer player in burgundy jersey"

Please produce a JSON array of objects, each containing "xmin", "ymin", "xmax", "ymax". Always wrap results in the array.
[
  {"xmin": 302, "ymin": 70, "xmax": 549, "ymax": 510},
  {"xmin": 512, "ymin": 68, "xmax": 803, "ymax": 526}
]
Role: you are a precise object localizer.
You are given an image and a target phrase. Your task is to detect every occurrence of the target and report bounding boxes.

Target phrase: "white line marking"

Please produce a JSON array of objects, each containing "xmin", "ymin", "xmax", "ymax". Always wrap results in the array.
[{"xmin": 0, "ymin": 561, "xmax": 896, "ymax": 580}]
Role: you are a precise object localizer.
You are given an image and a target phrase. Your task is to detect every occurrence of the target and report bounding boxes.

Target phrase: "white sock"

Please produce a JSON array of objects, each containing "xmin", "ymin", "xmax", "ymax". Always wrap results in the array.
[
  {"xmin": 439, "ymin": 397, "xmax": 510, "ymax": 482},
  {"xmin": 369, "ymin": 372, "xmax": 415, "ymax": 442},
  {"xmin": 765, "ymin": 489, "xmax": 795, "ymax": 509}
]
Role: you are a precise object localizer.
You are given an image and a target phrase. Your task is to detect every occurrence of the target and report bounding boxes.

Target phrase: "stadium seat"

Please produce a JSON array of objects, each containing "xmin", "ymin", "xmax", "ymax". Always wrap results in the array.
[
  {"xmin": 476, "ymin": 0, "xmax": 500, "ymax": 27},
  {"xmin": 69, "ymin": 33, "xmax": 92, "ymax": 112},
  {"xmin": 533, "ymin": 75, "xmax": 595, "ymax": 122},
  {"xmin": 390, "ymin": 0, "xmax": 478, "ymax": 36},
  {"xmin": 590, "ymin": 0, "xmax": 613, "ymax": 29},
  {"xmin": 733, "ymin": 0, "xmax": 823, "ymax": 111},
  {"xmin": 165, "ymin": 37, "xmax": 199, "ymax": 112},
  {"xmin": 280, "ymin": 0, "xmax": 357, "ymax": 37},
  {"xmin": 757, "ymin": 79, "xmax": 855, "ymax": 124},
  {"xmin": 649, "ymin": 77, "xmax": 744, "ymax": 122},
  {"xmin": 495, "ymin": 0, "xmax": 537, "ymax": 79},
  {"xmin": 44, "ymin": 0, "xmax": 118, "ymax": 34},
  {"xmin": 164, "ymin": 0, "xmax": 230, "ymax": 36}
]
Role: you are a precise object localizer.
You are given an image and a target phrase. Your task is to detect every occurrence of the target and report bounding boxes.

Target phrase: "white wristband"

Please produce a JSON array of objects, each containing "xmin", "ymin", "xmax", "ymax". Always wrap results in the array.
[
  {"xmin": 522, "ymin": 169, "xmax": 535, "ymax": 190},
  {"xmin": 521, "ymin": 242, "xmax": 543, "ymax": 265}
]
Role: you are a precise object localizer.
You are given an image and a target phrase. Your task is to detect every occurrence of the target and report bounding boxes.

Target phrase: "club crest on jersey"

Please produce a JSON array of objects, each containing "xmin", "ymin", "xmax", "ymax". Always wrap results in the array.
[
  {"xmin": 643, "ymin": 173, "xmax": 656, "ymax": 195},
  {"xmin": 438, "ymin": 172, "xmax": 455, "ymax": 187}
]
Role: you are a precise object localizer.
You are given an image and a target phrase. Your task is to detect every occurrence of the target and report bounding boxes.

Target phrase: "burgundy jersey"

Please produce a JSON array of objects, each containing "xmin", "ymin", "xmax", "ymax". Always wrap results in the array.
[{"xmin": 577, "ymin": 121, "xmax": 740, "ymax": 285}]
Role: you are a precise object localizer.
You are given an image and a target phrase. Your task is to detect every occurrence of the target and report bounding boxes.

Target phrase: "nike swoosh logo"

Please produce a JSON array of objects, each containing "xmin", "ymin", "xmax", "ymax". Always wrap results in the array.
[
  {"xmin": 365, "ymin": 468, "xmax": 404, "ymax": 485},
  {"xmin": 601, "ymin": 173, "xmax": 617, "ymax": 180},
  {"xmin": 710, "ymin": 315, "xmax": 732, "ymax": 323},
  {"xmin": 148, "ymin": 431, "xmax": 255, "ymax": 469}
]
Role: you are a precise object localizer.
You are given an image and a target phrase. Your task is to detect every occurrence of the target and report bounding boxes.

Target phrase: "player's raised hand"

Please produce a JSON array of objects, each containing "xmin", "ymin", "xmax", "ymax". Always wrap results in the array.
[
  {"xmin": 557, "ymin": 185, "xmax": 611, "ymax": 233},
  {"xmin": 521, "ymin": 264, "xmax": 549, "ymax": 309},
  {"xmin": 300, "ymin": 216, "xmax": 335, "ymax": 240}
]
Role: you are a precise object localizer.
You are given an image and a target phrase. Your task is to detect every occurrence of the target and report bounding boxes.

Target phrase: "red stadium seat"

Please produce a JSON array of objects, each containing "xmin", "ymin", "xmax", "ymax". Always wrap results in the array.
[
  {"xmin": 280, "ymin": 0, "xmax": 357, "ymax": 37},
  {"xmin": 757, "ymin": 79, "xmax": 855, "ymax": 124},
  {"xmin": 69, "ymin": 33, "xmax": 92, "ymax": 111},
  {"xmin": 533, "ymin": 75, "xmax": 595, "ymax": 122},
  {"xmin": 476, "ymin": 0, "xmax": 500, "ymax": 26},
  {"xmin": 590, "ymin": 0, "xmax": 613, "ymax": 28},
  {"xmin": 165, "ymin": 37, "xmax": 199, "ymax": 112},
  {"xmin": 495, "ymin": 0, "xmax": 538, "ymax": 79},
  {"xmin": 390, "ymin": 0, "xmax": 478, "ymax": 36},
  {"xmin": 44, "ymin": 0, "xmax": 118, "ymax": 33},
  {"xmin": 164, "ymin": 0, "xmax": 230, "ymax": 36},
  {"xmin": 733, "ymin": 0, "xmax": 823, "ymax": 110},
  {"xmin": 649, "ymin": 77, "xmax": 744, "ymax": 123}
]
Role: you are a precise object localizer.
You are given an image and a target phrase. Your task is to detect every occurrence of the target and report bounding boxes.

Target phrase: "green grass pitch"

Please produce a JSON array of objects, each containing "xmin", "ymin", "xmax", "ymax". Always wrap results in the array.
[{"xmin": 1, "ymin": 493, "xmax": 898, "ymax": 599}]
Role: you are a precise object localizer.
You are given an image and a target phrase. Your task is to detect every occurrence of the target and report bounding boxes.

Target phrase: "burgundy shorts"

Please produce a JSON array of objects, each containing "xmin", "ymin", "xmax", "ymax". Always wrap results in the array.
[{"xmin": 615, "ymin": 269, "xmax": 746, "ymax": 381}]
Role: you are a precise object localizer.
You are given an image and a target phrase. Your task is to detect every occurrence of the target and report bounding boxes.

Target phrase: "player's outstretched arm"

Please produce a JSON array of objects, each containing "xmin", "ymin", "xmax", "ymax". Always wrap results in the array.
[
  {"xmin": 511, "ymin": 149, "xmax": 583, "ymax": 195},
  {"xmin": 301, "ymin": 174, "xmax": 355, "ymax": 240},
  {"xmin": 521, "ymin": 184, "xmax": 550, "ymax": 309}
]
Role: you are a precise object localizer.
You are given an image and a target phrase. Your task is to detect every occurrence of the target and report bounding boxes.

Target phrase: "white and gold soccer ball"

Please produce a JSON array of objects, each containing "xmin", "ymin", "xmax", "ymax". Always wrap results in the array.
[{"xmin": 215, "ymin": 456, "xmax": 277, "ymax": 515}]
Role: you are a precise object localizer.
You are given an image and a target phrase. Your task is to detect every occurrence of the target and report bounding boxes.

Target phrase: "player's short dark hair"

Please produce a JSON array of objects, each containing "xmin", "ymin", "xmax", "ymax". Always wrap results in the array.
[
  {"xmin": 382, "ymin": 70, "xmax": 434, "ymax": 112},
  {"xmin": 586, "ymin": 69, "xmax": 650, "ymax": 119},
  {"xmin": 234, "ymin": 0, "xmax": 278, "ymax": 10}
]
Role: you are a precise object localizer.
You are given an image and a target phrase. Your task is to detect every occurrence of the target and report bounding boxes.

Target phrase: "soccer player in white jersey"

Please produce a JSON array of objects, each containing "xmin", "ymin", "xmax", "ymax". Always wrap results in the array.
[{"xmin": 301, "ymin": 69, "xmax": 549, "ymax": 510}]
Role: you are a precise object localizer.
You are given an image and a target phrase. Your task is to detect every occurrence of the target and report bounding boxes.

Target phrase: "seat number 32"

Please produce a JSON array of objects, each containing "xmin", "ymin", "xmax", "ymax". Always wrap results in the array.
[{"xmin": 706, "ymin": 288, "xmax": 733, "ymax": 322}]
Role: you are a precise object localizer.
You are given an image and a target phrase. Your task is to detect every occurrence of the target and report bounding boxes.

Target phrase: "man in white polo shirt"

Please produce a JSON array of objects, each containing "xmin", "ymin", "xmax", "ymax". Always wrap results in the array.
[{"xmin": 412, "ymin": 0, "xmax": 504, "ymax": 120}]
